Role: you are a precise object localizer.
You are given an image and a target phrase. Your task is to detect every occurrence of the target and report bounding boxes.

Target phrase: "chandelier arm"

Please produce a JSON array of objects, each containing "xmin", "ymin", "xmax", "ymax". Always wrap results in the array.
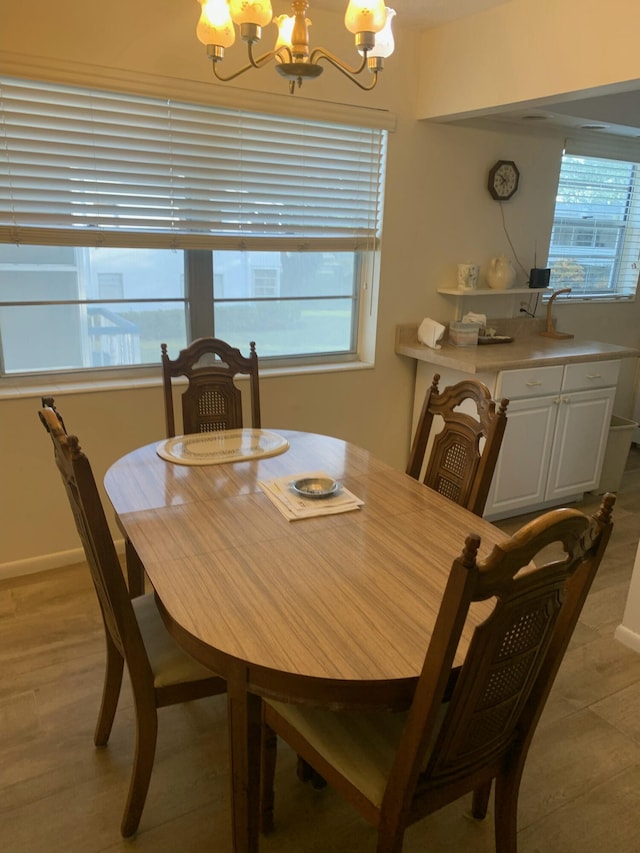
[
  {"xmin": 311, "ymin": 52, "xmax": 379, "ymax": 91},
  {"xmin": 210, "ymin": 45, "xmax": 292, "ymax": 82},
  {"xmin": 248, "ymin": 42, "xmax": 293, "ymax": 69},
  {"xmin": 212, "ymin": 61, "xmax": 258, "ymax": 83},
  {"xmin": 309, "ymin": 46, "xmax": 368, "ymax": 76}
]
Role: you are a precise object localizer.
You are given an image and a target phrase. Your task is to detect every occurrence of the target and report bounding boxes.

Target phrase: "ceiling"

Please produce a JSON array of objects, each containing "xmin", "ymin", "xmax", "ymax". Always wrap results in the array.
[
  {"xmin": 312, "ymin": 0, "xmax": 508, "ymax": 28},
  {"xmin": 312, "ymin": 0, "xmax": 640, "ymax": 141}
]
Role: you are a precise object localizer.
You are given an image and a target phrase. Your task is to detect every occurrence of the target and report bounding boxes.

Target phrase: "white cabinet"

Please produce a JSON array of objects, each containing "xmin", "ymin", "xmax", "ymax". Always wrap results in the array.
[
  {"xmin": 547, "ymin": 388, "xmax": 615, "ymax": 498},
  {"xmin": 484, "ymin": 393, "xmax": 560, "ymax": 514},
  {"xmin": 484, "ymin": 360, "xmax": 619, "ymax": 518}
]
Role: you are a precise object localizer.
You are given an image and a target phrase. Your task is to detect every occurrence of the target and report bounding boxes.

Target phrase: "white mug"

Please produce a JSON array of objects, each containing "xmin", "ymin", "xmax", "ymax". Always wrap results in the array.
[{"xmin": 457, "ymin": 263, "xmax": 480, "ymax": 290}]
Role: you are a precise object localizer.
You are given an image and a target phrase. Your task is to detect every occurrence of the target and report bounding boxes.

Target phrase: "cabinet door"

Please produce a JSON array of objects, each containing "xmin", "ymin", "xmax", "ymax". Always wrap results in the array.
[
  {"xmin": 484, "ymin": 394, "xmax": 559, "ymax": 517},
  {"xmin": 546, "ymin": 387, "xmax": 615, "ymax": 499}
]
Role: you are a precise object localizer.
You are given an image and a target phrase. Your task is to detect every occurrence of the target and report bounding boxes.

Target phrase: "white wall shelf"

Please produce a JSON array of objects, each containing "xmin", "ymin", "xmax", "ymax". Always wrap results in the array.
[{"xmin": 437, "ymin": 287, "xmax": 549, "ymax": 319}]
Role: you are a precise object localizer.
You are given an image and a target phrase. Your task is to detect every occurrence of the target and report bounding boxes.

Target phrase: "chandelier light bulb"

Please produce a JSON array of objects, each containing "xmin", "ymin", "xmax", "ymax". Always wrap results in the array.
[
  {"xmin": 368, "ymin": 6, "xmax": 395, "ymax": 58},
  {"xmin": 228, "ymin": 0, "xmax": 273, "ymax": 26},
  {"xmin": 196, "ymin": 0, "xmax": 236, "ymax": 47},
  {"xmin": 344, "ymin": 0, "xmax": 387, "ymax": 34}
]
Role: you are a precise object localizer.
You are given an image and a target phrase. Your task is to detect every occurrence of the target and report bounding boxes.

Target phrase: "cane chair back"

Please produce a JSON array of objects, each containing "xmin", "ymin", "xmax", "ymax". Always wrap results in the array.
[
  {"xmin": 261, "ymin": 494, "xmax": 615, "ymax": 852},
  {"xmin": 161, "ymin": 337, "xmax": 260, "ymax": 437},
  {"xmin": 38, "ymin": 405, "xmax": 226, "ymax": 837},
  {"xmin": 406, "ymin": 373, "xmax": 509, "ymax": 516}
]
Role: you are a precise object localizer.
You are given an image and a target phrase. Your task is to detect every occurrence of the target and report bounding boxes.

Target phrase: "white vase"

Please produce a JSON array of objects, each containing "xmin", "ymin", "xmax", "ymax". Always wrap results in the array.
[{"xmin": 486, "ymin": 256, "xmax": 516, "ymax": 290}]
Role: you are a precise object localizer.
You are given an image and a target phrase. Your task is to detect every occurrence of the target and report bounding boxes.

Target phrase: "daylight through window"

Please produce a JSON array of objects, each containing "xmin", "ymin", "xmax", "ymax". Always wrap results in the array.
[{"xmin": 548, "ymin": 139, "xmax": 640, "ymax": 300}]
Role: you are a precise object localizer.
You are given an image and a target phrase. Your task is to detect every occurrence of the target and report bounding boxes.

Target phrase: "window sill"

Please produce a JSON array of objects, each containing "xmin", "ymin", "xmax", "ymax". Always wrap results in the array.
[
  {"xmin": 541, "ymin": 294, "xmax": 636, "ymax": 303},
  {"xmin": 0, "ymin": 359, "xmax": 374, "ymax": 401}
]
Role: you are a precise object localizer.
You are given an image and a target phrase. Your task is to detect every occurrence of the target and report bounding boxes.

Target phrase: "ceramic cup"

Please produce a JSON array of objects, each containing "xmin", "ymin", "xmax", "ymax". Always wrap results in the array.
[{"xmin": 457, "ymin": 263, "xmax": 480, "ymax": 290}]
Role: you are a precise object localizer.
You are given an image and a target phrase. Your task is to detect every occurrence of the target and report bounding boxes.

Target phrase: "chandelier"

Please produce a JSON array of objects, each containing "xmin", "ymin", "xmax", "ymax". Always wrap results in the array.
[{"xmin": 196, "ymin": 0, "xmax": 396, "ymax": 94}]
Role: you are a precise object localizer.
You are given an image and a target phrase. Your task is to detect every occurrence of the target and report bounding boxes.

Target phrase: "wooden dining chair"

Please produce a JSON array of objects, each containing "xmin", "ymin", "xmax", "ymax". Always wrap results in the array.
[
  {"xmin": 38, "ymin": 404, "xmax": 226, "ymax": 838},
  {"xmin": 260, "ymin": 493, "xmax": 615, "ymax": 852},
  {"xmin": 40, "ymin": 396, "xmax": 146, "ymax": 598},
  {"xmin": 161, "ymin": 337, "xmax": 261, "ymax": 437},
  {"xmin": 406, "ymin": 373, "xmax": 509, "ymax": 516}
]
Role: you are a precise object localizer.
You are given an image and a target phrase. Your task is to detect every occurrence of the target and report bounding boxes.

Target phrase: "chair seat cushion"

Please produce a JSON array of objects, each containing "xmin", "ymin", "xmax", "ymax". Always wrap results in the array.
[
  {"xmin": 133, "ymin": 593, "xmax": 216, "ymax": 688},
  {"xmin": 266, "ymin": 701, "xmax": 409, "ymax": 807},
  {"xmin": 265, "ymin": 698, "xmax": 449, "ymax": 808}
]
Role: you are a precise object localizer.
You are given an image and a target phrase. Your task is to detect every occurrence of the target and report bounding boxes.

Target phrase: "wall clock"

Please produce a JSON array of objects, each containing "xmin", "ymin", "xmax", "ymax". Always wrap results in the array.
[{"xmin": 488, "ymin": 159, "xmax": 520, "ymax": 200}]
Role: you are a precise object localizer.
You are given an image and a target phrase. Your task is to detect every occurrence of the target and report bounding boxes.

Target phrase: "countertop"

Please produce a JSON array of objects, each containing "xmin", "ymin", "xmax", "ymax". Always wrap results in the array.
[{"xmin": 395, "ymin": 321, "xmax": 640, "ymax": 375}]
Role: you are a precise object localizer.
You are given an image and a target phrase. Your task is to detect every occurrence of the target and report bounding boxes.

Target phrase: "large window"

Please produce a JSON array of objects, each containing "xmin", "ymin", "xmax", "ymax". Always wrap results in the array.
[
  {"xmin": 548, "ymin": 139, "xmax": 640, "ymax": 300},
  {"xmin": 0, "ymin": 76, "xmax": 387, "ymax": 375}
]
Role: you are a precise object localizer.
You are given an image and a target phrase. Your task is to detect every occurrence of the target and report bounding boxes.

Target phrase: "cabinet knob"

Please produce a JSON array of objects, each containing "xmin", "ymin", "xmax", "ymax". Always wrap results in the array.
[
  {"xmin": 586, "ymin": 373, "xmax": 602, "ymax": 380},
  {"xmin": 526, "ymin": 380, "xmax": 542, "ymax": 387}
]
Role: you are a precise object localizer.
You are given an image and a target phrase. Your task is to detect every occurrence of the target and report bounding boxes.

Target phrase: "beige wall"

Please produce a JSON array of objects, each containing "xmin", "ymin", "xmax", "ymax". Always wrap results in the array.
[
  {"xmin": 616, "ymin": 540, "xmax": 640, "ymax": 653},
  {"xmin": 1, "ymin": 1, "xmax": 639, "ymax": 574},
  {"xmin": 417, "ymin": 0, "xmax": 640, "ymax": 120}
]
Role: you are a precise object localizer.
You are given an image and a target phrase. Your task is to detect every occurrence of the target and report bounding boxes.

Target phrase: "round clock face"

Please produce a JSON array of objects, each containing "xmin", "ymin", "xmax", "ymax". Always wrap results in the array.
[{"xmin": 488, "ymin": 160, "xmax": 520, "ymax": 200}]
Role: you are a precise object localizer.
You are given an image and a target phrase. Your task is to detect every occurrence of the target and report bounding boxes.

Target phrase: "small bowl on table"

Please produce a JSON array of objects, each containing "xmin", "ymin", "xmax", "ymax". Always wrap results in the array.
[{"xmin": 291, "ymin": 477, "xmax": 340, "ymax": 499}]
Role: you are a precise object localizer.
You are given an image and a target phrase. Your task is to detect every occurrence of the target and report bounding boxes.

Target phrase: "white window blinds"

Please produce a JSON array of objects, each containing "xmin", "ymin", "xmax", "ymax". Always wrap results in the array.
[
  {"xmin": 0, "ymin": 76, "xmax": 387, "ymax": 252},
  {"xmin": 549, "ymin": 137, "xmax": 640, "ymax": 299}
]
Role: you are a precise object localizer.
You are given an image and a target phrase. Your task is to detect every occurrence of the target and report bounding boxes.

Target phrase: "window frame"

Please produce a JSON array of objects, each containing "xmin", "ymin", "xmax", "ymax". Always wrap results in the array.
[
  {"xmin": 547, "ymin": 137, "xmax": 640, "ymax": 302},
  {"xmin": 0, "ymin": 245, "xmax": 374, "ymax": 377}
]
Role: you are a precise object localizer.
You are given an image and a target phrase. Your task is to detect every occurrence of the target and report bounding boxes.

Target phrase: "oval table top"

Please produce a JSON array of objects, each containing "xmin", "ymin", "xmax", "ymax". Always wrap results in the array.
[{"xmin": 105, "ymin": 429, "xmax": 506, "ymax": 708}]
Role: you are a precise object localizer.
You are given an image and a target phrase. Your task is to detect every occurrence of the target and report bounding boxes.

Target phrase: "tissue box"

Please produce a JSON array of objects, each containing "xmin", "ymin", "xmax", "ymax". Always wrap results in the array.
[{"xmin": 449, "ymin": 321, "xmax": 479, "ymax": 347}]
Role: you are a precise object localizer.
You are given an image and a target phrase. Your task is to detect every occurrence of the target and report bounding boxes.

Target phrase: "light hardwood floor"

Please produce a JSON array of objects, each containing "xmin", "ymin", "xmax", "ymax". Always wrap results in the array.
[{"xmin": 3, "ymin": 451, "xmax": 640, "ymax": 853}]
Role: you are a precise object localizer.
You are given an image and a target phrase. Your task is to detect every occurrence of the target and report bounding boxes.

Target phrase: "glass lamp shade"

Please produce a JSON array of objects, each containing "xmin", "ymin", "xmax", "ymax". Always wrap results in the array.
[
  {"xmin": 274, "ymin": 14, "xmax": 295, "ymax": 50},
  {"xmin": 344, "ymin": 0, "xmax": 387, "ymax": 34},
  {"xmin": 197, "ymin": 0, "xmax": 236, "ymax": 47},
  {"xmin": 228, "ymin": 0, "xmax": 273, "ymax": 26},
  {"xmin": 368, "ymin": 7, "xmax": 395, "ymax": 58}
]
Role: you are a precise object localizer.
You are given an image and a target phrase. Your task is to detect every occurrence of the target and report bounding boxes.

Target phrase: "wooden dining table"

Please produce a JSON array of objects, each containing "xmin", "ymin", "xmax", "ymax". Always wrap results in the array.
[{"xmin": 104, "ymin": 429, "xmax": 508, "ymax": 852}]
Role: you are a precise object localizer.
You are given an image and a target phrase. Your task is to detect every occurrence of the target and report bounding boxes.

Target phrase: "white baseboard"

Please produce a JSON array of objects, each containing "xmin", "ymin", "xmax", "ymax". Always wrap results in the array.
[
  {"xmin": 0, "ymin": 538, "xmax": 126, "ymax": 581},
  {"xmin": 614, "ymin": 624, "xmax": 640, "ymax": 655}
]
